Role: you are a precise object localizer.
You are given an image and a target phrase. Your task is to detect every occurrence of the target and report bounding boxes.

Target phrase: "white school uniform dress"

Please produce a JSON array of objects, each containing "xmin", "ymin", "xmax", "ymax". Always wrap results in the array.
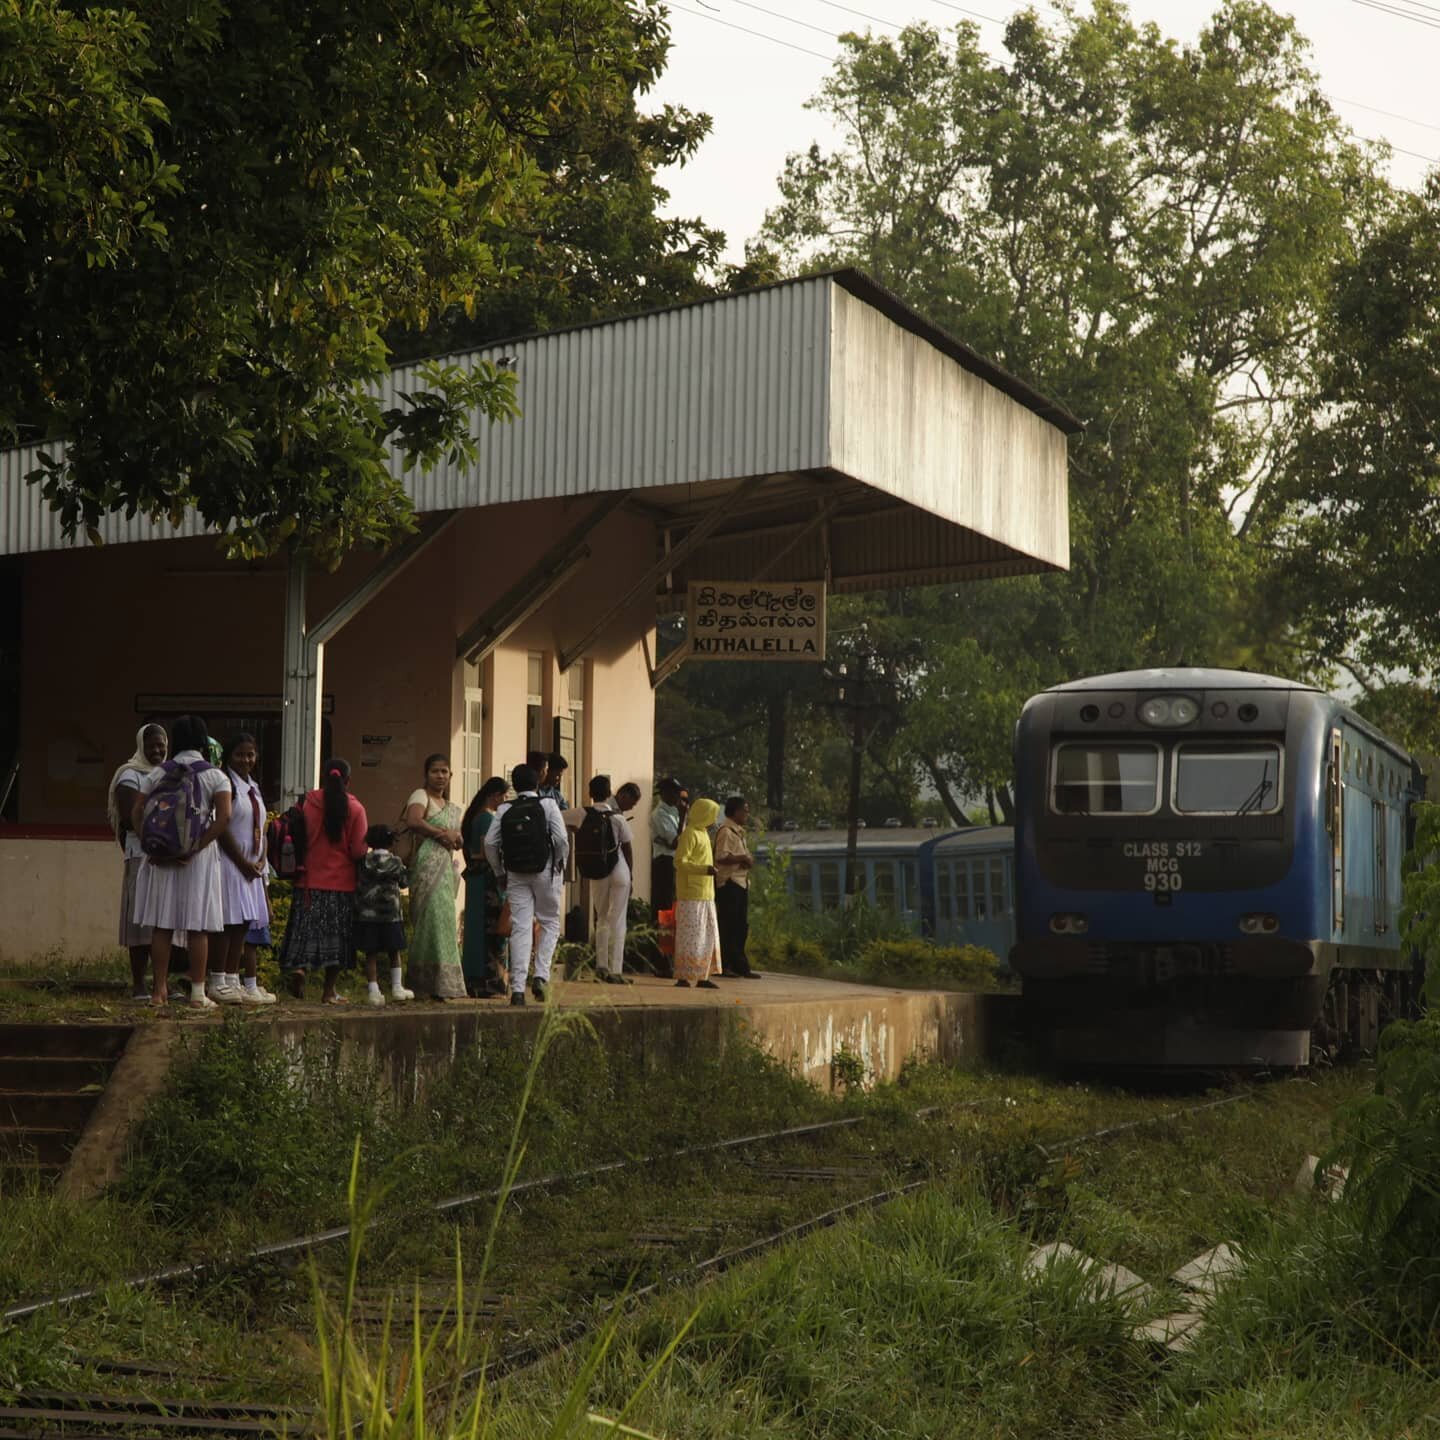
[
  {"xmin": 220, "ymin": 769, "xmax": 269, "ymax": 928},
  {"xmin": 133, "ymin": 752, "xmax": 231, "ymax": 935}
]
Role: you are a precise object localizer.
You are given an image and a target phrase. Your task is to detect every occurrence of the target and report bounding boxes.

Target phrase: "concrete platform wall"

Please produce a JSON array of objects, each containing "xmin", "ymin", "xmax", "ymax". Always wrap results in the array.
[{"xmin": 266, "ymin": 987, "xmax": 1018, "ymax": 1097}]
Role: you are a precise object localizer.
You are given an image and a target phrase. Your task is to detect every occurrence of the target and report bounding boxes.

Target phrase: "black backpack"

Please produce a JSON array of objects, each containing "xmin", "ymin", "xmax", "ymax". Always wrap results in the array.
[
  {"xmin": 499, "ymin": 794, "xmax": 553, "ymax": 875},
  {"xmin": 575, "ymin": 806, "xmax": 621, "ymax": 879}
]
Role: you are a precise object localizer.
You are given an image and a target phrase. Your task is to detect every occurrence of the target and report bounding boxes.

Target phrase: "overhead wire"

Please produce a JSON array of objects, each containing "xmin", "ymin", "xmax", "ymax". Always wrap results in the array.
[
  {"xmin": 670, "ymin": 0, "xmax": 833, "ymax": 57},
  {"xmin": 666, "ymin": 0, "xmax": 1439, "ymax": 167},
  {"xmin": 1351, "ymin": 0, "xmax": 1440, "ymax": 26}
]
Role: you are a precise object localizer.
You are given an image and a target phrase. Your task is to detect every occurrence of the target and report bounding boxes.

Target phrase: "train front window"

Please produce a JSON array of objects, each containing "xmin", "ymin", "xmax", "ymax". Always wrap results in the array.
[
  {"xmin": 1174, "ymin": 743, "xmax": 1283, "ymax": 815},
  {"xmin": 1051, "ymin": 743, "xmax": 1160, "ymax": 815}
]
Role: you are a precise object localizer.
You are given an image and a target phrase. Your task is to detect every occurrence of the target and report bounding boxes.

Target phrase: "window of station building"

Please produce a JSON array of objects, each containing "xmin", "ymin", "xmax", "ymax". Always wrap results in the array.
[
  {"xmin": 568, "ymin": 661, "xmax": 587, "ymax": 804},
  {"xmin": 526, "ymin": 652, "xmax": 546, "ymax": 756},
  {"xmin": 460, "ymin": 657, "xmax": 486, "ymax": 804},
  {"xmin": 1051, "ymin": 743, "xmax": 1160, "ymax": 815},
  {"xmin": 1174, "ymin": 742, "xmax": 1282, "ymax": 815}
]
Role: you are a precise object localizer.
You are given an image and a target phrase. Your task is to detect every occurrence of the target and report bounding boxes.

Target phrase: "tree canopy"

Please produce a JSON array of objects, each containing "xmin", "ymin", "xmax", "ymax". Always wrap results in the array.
[
  {"xmin": 704, "ymin": 0, "xmax": 1393, "ymax": 814},
  {"xmin": 1, "ymin": 0, "xmax": 726, "ymax": 563}
]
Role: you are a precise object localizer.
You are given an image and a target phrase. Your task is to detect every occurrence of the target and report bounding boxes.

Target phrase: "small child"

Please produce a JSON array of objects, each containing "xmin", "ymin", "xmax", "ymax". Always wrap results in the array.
[{"xmin": 355, "ymin": 825, "xmax": 415, "ymax": 1006}]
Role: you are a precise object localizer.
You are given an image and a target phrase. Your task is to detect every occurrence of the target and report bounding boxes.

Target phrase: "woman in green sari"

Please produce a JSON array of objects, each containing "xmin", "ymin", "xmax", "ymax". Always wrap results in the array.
[
  {"xmin": 403, "ymin": 753, "xmax": 467, "ymax": 999},
  {"xmin": 460, "ymin": 776, "xmax": 509, "ymax": 997}
]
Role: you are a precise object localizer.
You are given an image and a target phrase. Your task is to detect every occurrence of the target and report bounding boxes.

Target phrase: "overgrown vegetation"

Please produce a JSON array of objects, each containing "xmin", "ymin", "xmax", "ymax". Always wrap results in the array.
[
  {"xmin": 117, "ymin": 1014, "xmax": 823, "ymax": 1243},
  {"xmin": 1330, "ymin": 801, "xmax": 1440, "ymax": 1288},
  {"xmin": 746, "ymin": 847, "xmax": 998, "ymax": 989}
]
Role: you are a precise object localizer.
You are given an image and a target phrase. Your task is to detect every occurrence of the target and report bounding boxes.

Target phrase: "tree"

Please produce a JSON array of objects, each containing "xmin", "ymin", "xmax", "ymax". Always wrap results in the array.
[
  {"xmin": 1278, "ymin": 173, "xmax": 1440, "ymax": 687},
  {"xmin": 756, "ymin": 1, "xmax": 1386, "ymax": 804},
  {"xmin": 1, "ymin": 0, "xmax": 704, "ymax": 563}
]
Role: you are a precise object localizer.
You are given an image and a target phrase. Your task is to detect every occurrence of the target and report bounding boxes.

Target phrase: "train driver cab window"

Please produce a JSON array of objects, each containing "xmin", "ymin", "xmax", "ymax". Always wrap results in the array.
[
  {"xmin": 1174, "ymin": 743, "xmax": 1282, "ymax": 815},
  {"xmin": 1051, "ymin": 743, "xmax": 1160, "ymax": 815}
]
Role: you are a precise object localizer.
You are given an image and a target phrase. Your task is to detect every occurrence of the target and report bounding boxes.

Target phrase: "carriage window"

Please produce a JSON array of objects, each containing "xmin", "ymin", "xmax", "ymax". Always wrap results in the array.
[
  {"xmin": 817, "ymin": 860, "xmax": 843, "ymax": 910},
  {"xmin": 900, "ymin": 862, "xmax": 918, "ymax": 912},
  {"xmin": 1051, "ymin": 744, "xmax": 1160, "ymax": 815},
  {"xmin": 937, "ymin": 863, "xmax": 953, "ymax": 918},
  {"xmin": 989, "ymin": 858, "xmax": 1008, "ymax": 917},
  {"xmin": 873, "ymin": 862, "xmax": 897, "ymax": 910},
  {"xmin": 1174, "ymin": 743, "xmax": 1282, "ymax": 815},
  {"xmin": 789, "ymin": 861, "xmax": 816, "ymax": 911},
  {"xmin": 955, "ymin": 865, "xmax": 971, "ymax": 920}
]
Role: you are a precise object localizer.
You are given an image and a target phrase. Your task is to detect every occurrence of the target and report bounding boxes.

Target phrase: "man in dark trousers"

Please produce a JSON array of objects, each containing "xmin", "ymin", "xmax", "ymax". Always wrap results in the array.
[
  {"xmin": 714, "ymin": 795, "xmax": 760, "ymax": 978},
  {"xmin": 649, "ymin": 776, "xmax": 683, "ymax": 919}
]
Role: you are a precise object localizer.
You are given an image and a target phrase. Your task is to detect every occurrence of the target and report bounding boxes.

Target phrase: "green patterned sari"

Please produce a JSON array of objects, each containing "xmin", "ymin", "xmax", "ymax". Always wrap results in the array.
[{"xmin": 406, "ymin": 799, "xmax": 466, "ymax": 998}]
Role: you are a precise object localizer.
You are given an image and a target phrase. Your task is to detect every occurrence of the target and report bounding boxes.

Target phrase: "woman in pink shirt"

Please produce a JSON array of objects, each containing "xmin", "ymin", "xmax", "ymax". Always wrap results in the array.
[{"xmin": 280, "ymin": 758, "xmax": 369, "ymax": 1003}]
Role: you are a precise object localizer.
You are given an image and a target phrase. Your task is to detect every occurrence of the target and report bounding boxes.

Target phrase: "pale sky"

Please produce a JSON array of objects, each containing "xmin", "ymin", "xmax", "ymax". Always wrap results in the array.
[{"xmin": 648, "ymin": 0, "xmax": 1439, "ymax": 264}]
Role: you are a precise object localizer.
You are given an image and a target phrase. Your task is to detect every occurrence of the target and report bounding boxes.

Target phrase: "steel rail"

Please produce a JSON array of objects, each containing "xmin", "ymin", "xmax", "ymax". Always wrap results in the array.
[{"xmin": 6, "ymin": 1110, "xmax": 937, "ymax": 1323}]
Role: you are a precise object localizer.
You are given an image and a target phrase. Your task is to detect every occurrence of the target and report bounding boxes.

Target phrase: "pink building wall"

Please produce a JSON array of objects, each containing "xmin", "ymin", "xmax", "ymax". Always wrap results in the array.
[{"xmin": 2, "ymin": 499, "xmax": 658, "ymax": 961}]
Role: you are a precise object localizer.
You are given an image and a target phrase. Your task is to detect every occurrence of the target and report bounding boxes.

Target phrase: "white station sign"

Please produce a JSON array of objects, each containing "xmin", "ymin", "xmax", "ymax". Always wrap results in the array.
[{"xmin": 685, "ymin": 580, "xmax": 827, "ymax": 661}]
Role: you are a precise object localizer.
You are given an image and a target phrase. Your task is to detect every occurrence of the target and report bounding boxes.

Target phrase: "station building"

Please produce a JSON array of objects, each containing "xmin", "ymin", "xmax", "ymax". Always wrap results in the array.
[{"xmin": 0, "ymin": 271, "xmax": 1076, "ymax": 961}]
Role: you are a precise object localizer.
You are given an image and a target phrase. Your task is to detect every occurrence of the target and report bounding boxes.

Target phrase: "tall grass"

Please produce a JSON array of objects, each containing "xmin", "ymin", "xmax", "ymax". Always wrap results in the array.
[{"xmin": 310, "ymin": 1001, "xmax": 693, "ymax": 1440}]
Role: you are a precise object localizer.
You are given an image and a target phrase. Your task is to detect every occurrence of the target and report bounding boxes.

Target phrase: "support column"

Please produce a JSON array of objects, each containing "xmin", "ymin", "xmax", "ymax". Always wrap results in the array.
[
  {"xmin": 280, "ymin": 546, "xmax": 318, "ymax": 805},
  {"xmin": 282, "ymin": 515, "xmax": 457, "ymax": 805}
]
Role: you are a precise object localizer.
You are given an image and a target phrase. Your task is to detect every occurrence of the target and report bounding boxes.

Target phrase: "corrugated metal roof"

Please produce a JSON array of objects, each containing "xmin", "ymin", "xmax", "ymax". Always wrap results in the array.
[{"xmin": 0, "ymin": 271, "xmax": 1072, "ymax": 575}]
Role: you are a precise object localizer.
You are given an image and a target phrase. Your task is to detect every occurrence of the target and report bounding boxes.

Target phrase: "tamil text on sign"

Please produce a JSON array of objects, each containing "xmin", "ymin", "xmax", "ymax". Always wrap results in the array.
[{"xmin": 686, "ymin": 581, "xmax": 826, "ymax": 661}]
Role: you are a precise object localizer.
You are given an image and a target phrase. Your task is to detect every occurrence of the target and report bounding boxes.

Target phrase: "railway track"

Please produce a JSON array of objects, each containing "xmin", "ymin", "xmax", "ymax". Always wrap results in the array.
[{"xmin": 5, "ymin": 1087, "xmax": 1266, "ymax": 1435}]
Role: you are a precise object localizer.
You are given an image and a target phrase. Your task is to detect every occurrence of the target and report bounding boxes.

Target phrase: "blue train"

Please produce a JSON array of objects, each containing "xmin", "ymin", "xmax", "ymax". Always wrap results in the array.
[
  {"xmin": 1010, "ymin": 668, "xmax": 1425, "ymax": 1068},
  {"xmin": 757, "ymin": 824, "xmax": 1017, "ymax": 958}
]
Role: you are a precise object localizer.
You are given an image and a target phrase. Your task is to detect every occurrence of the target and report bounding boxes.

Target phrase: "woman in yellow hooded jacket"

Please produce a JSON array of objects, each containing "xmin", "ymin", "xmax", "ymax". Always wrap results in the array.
[{"xmin": 673, "ymin": 797, "xmax": 722, "ymax": 988}]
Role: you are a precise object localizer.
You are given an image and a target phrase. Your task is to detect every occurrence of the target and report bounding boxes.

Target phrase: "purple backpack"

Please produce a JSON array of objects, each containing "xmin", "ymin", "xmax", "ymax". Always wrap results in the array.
[{"xmin": 140, "ymin": 760, "xmax": 214, "ymax": 860}]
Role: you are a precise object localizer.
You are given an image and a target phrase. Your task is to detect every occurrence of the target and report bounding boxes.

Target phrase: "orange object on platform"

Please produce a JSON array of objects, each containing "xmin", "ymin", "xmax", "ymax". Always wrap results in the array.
[{"xmin": 657, "ymin": 908, "xmax": 676, "ymax": 956}]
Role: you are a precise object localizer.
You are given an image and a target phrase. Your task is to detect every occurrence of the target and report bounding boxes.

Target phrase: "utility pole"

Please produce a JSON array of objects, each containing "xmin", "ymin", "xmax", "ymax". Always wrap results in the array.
[{"xmin": 843, "ymin": 651, "xmax": 867, "ymax": 899}]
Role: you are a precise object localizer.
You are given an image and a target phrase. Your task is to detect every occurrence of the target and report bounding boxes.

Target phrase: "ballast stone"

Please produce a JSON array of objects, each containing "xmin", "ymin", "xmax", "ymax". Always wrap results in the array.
[
  {"xmin": 1132, "ymin": 1310, "xmax": 1205, "ymax": 1352},
  {"xmin": 1025, "ymin": 1243, "xmax": 1153, "ymax": 1309},
  {"xmin": 1172, "ymin": 1242, "xmax": 1244, "ymax": 1295}
]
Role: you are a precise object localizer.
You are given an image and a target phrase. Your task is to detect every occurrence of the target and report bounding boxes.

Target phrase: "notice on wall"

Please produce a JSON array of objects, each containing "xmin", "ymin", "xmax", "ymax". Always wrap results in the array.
[{"xmin": 685, "ymin": 580, "xmax": 826, "ymax": 661}]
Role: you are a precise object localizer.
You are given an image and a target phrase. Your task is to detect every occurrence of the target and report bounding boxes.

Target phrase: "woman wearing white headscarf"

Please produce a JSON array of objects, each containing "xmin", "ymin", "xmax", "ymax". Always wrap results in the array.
[{"xmin": 108, "ymin": 723, "xmax": 168, "ymax": 1000}]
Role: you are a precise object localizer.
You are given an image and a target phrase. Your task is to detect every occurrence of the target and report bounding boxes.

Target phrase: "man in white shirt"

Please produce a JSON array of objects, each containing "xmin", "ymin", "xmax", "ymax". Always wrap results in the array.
[
  {"xmin": 484, "ymin": 763, "xmax": 570, "ymax": 1005},
  {"xmin": 572, "ymin": 774, "xmax": 636, "ymax": 984}
]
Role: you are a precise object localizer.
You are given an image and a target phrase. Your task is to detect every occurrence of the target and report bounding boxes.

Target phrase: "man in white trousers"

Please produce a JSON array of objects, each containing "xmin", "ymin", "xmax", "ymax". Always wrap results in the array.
[
  {"xmin": 571, "ymin": 775, "xmax": 636, "ymax": 984},
  {"xmin": 484, "ymin": 763, "xmax": 568, "ymax": 1006}
]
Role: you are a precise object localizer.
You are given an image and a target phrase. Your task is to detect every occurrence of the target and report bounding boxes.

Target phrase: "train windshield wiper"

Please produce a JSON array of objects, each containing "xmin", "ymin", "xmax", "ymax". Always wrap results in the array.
[{"xmin": 1234, "ymin": 762, "xmax": 1272, "ymax": 816}]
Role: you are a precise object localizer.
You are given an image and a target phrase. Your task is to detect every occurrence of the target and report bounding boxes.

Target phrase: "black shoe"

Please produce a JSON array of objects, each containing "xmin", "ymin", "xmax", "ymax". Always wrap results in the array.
[
  {"xmin": 697, "ymin": 980, "xmax": 719, "ymax": 990},
  {"xmin": 510, "ymin": 991, "xmax": 526, "ymax": 1007},
  {"xmin": 600, "ymin": 971, "xmax": 625, "ymax": 985},
  {"xmin": 737, "ymin": 970, "xmax": 762, "ymax": 978},
  {"xmin": 674, "ymin": 979, "xmax": 690, "ymax": 988},
  {"xmin": 530, "ymin": 978, "xmax": 548, "ymax": 1002}
]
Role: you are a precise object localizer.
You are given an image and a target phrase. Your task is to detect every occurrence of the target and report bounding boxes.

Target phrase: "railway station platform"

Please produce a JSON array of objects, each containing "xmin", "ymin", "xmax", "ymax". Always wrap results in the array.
[{"xmin": 20, "ymin": 974, "xmax": 1017, "ymax": 1198}]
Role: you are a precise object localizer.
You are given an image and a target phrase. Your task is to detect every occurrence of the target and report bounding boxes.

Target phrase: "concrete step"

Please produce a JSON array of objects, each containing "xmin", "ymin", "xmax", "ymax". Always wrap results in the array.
[
  {"xmin": 0, "ymin": 1056, "xmax": 115, "ymax": 1092},
  {"xmin": 0, "ymin": 1127, "xmax": 78, "ymax": 1165},
  {"xmin": 0, "ymin": 1092, "xmax": 101, "ymax": 1130},
  {"xmin": 0, "ymin": 1024, "xmax": 133, "ymax": 1061}
]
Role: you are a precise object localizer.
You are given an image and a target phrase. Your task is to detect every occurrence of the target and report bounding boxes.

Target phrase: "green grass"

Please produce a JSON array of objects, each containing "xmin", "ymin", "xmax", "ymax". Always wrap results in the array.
[
  {"xmin": 494, "ymin": 1073, "xmax": 1440, "ymax": 1439},
  {"xmin": 4, "ymin": 1026, "xmax": 1425, "ymax": 1439}
]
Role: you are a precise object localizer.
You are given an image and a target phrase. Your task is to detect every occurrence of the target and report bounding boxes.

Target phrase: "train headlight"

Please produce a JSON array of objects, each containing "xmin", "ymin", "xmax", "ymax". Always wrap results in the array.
[
  {"xmin": 1049, "ymin": 913, "xmax": 1090, "ymax": 934},
  {"xmin": 1139, "ymin": 694, "xmax": 1199, "ymax": 727},
  {"xmin": 1239, "ymin": 913, "xmax": 1280, "ymax": 934}
]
